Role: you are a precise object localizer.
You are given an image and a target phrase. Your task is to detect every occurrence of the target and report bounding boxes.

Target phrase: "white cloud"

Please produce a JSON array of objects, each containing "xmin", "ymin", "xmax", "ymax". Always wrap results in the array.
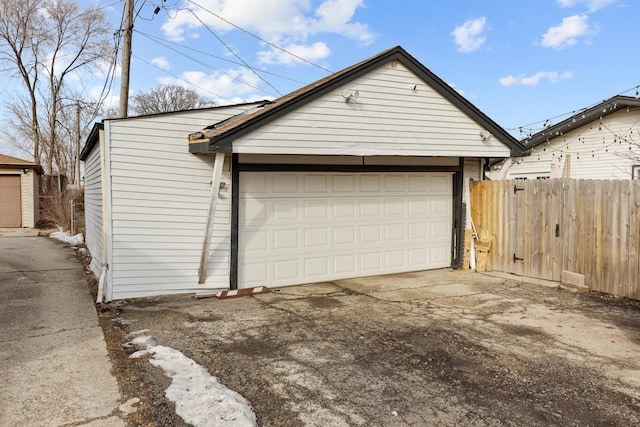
[
  {"xmin": 556, "ymin": 0, "xmax": 617, "ymax": 12},
  {"xmin": 157, "ymin": 67, "xmax": 264, "ymax": 100},
  {"xmin": 499, "ymin": 71, "xmax": 574, "ymax": 87},
  {"xmin": 161, "ymin": 0, "xmax": 374, "ymax": 64},
  {"xmin": 258, "ymin": 42, "xmax": 331, "ymax": 66},
  {"xmin": 541, "ymin": 15, "xmax": 591, "ymax": 49},
  {"xmin": 451, "ymin": 17, "xmax": 487, "ymax": 53},
  {"xmin": 150, "ymin": 57, "xmax": 170, "ymax": 70}
]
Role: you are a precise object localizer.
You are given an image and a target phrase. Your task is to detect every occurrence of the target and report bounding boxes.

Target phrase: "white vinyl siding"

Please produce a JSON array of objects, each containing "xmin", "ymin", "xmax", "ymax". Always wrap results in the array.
[
  {"xmin": 233, "ymin": 62, "xmax": 511, "ymax": 158},
  {"xmin": 20, "ymin": 172, "xmax": 32, "ymax": 227},
  {"xmin": 490, "ymin": 109, "xmax": 640, "ymax": 180},
  {"xmin": 239, "ymin": 172, "xmax": 453, "ymax": 288},
  {"xmin": 83, "ymin": 142, "xmax": 103, "ymax": 278},
  {"xmin": 464, "ymin": 158, "xmax": 482, "ymax": 182},
  {"xmin": 105, "ymin": 106, "xmax": 249, "ymax": 300}
]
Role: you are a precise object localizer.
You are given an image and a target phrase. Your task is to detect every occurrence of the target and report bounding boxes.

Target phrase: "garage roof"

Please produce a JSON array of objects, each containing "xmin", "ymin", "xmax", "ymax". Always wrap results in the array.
[
  {"xmin": 0, "ymin": 153, "xmax": 44, "ymax": 174},
  {"xmin": 188, "ymin": 46, "xmax": 525, "ymax": 157}
]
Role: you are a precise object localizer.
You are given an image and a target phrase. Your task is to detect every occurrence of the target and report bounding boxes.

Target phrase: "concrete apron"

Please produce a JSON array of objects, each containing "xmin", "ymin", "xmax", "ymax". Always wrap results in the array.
[
  {"xmin": 256, "ymin": 269, "xmax": 640, "ymax": 393},
  {"xmin": 0, "ymin": 236, "xmax": 125, "ymax": 427}
]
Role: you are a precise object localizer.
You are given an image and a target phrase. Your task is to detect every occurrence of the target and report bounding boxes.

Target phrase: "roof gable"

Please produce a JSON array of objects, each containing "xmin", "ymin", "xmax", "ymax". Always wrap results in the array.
[
  {"xmin": 0, "ymin": 153, "xmax": 43, "ymax": 174},
  {"xmin": 522, "ymin": 95, "xmax": 640, "ymax": 149},
  {"xmin": 189, "ymin": 46, "xmax": 524, "ymax": 156}
]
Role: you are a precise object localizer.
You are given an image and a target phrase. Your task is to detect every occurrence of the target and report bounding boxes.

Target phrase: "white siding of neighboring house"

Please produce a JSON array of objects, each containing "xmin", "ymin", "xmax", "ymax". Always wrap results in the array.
[
  {"xmin": 20, "ymin": 172, "xmax": 33, "ymax": 227},
  {"xmin": 232, "ymin": 62, "xmax": 512, "ymax": 158},
  {"xmin": 105, "ymin": 106, "xmax": 250, "ymax": 300},
  {"xmin": 32, "ymin": 173, "xmax": 39, "ymax": 225},
  {"xmin": 83, "ymin": 141, "xmax": 103, "ymax": 278},
  {"xmin": 489, "ymin": 109, "xmax": 640, "ymax": 180}
]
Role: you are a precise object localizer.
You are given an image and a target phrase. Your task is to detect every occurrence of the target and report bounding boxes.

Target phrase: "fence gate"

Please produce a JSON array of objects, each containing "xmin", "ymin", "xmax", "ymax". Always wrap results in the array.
[{"xmin": 470, "ymin": 179, "xmax": 640, "ymax": 300}]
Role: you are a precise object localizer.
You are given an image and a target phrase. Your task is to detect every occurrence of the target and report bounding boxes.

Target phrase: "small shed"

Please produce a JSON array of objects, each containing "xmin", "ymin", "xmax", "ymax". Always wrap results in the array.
[
  {"xmin": 81, "ymin": 46, "xmax": 525, "ymax": 301},
  {"xmin": 0, "ymin": 154, "xmax": 43, "ymax": 228}
]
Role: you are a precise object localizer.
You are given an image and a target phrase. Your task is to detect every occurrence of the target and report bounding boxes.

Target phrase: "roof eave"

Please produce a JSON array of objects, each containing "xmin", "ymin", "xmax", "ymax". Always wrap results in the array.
[
  {"xmin": 80, "ymin": 122, "xmax": 104, "ymax": 161},
  {"xmin": 522, "ymin": 95, "xmax": 640, "ymax": 149},
  {"xmin": 191, "ymin": 46, "xmax": 525, "ymax": 156}
]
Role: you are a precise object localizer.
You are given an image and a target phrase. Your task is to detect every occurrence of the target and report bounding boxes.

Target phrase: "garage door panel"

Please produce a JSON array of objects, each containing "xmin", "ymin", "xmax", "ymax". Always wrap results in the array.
[
  {"xmin": 334, "ymin": 226, "xmax": 356, "ymax": 246},
  {"xmin": 384, "ymin": 198, "xmax": 404, "ymax": 216},
  {"xmin": 385, "ymin": 250, "xmax": 405, "ymax": 269},
  {"xmin": 360, "ymin": 224, "xmax": 381, "ymax": 243},
  {"xmin": 333, "ymin": 199, "xmax": 356, "ymax": 218},
  {"xmin": 385, "ymin": 223, "xmax": 405, "ymax": 242},
  {"xmin": 334, "ymin": 254, "xmax": 357, "ymax": 275},
  {"xmin": 333, "ymin": 175, "xmax": 355, "ymax": 192},
  {"xmin": 304, "ymin": 175, "xmax": 328, "ymax": 192},
  {"xmin": 273, "ymin": 174, "xmax": 299, "ymax": 193},
  {"xmin": 273, "ymin": 228, "xmax": 299, "ymax": 251},
  {"xmin": 305, "ymin": 257, "xmax": 328, "ymax": 277},
  {"xmin": 359, "ymin": 175, "xmax": 381, "ymax": 191},
  {"xmin": 360, "ymin": 252, "xmax": 381, "ymax": 272},
  {"xmin": 239, "ymin": 172, "xmax": 453, "ymax": 288},
  {"xmin": 303, "ymin": 199, "xmax": 329, "ymax": 220},
  {"xmin": 240, "ymin": 199, "xmax": 267, "ymax": 226},
  {"xmin": 304, "ymin": 228, "xmax": 329, "ymax": 248}
]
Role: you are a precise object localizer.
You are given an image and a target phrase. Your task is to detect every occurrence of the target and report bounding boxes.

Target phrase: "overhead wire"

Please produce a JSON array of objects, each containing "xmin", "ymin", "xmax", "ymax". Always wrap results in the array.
[
  {"xmin": 187, "ymin": 9, "xmax": 283, "ymax": 96},
  {"xmin": 135, "ymin": 29, "xmax": 306, "ymax": 86},
  {"xmin": 131, "ymin": 53, "xmax": 238, "ymax": 103},
  {"xmin": 87, "ymin": 0, "xmax": 128, "ymax": 120},
  {"xmin": 186, "ymin": 0, "xmax": 333, "ymax": 74},
  {"xmin": 133, "ymin": 30, "xmax": 279, "ymax": 97}
]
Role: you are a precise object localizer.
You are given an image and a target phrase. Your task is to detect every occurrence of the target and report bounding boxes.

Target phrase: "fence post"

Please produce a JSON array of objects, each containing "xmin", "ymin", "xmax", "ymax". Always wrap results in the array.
[{"xmin": 71, "ymin": 200, "xmax": 75, "ymax": 235}]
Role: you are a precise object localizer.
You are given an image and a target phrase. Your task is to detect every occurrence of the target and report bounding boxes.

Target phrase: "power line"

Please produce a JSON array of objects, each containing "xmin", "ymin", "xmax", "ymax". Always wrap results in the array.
[
  {"xmin": 187, "ymin": 9, "xmax": 283, "ymax": 96},
  {"xmin": 132, "ymin": 53, "xmax": 238, "ymax": 103},
  {"xmin": 186, "ymin": 0, "xmax": 333, "ymax": 74},
  {"xmin": 133, "ymin": 30, "xmax": 279, "ymax": 97},
  {"xmin": 135, "ymin": 29, "xmax": 307, "ymax": 85}
]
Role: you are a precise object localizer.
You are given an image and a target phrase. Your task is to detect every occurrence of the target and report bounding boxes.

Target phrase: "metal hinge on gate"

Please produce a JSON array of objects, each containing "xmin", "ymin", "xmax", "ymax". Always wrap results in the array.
[
  {"xmin": 513, "ymin": 185, "xmax": 524, "ymax": 194},
  {"xmin": 513, "ymin": 254, "xmax": 524, "ymax": 263}
]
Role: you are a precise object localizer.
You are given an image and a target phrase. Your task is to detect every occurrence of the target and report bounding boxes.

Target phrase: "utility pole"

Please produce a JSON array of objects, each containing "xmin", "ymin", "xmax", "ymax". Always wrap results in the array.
[
  {"xmin": 75, "ymin": 102, "xmax": 81, "ymax": 186},
  {"xmin": 119, "ymin": 0, "xmax": 134, "ymax": 118}
]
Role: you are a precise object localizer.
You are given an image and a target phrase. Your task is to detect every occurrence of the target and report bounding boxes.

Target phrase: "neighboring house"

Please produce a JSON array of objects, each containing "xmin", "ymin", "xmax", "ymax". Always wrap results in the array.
[
  {"xmin": 0, "ymin": 153, "xmax": 43, "ymax": 228},
  {"xmin": 81, "ymin": 46, "xmax": 525, "ymax": 301},
  {"xmin": 488, "ymin": 95, "xmax": 640, "ymax": 180}
]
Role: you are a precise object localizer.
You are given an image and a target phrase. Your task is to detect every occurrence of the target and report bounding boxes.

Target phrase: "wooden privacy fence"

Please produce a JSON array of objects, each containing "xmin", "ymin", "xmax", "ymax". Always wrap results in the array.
[{"xmin": 470, "ymin": 179, "xmax": 640, "ymax": 300}]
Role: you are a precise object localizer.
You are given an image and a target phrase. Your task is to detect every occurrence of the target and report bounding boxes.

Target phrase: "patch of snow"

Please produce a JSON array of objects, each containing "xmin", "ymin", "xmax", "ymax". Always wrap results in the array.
[
  {"xmin": 129, "ymin": 331, "xmax": 257, "ymax": 427},
  {"xmin": 49, "ymin": 230, "xmax": 84, "ymax": 246}
]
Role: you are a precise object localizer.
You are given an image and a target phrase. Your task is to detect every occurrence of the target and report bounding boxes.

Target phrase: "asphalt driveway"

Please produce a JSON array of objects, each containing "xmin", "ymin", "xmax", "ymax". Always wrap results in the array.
[{"xmin": 111, "ymin": 269, "xmax": 640, "ymax": 426}]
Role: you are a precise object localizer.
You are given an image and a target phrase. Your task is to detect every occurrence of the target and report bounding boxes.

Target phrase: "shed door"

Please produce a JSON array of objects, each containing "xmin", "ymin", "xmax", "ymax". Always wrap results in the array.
[
  {"xmin": 0, "ymin": 175, "xmax": 22, "ymax": 228},
  {"xmin": 239, "ymin": 172, "xmax": 453, "ymax": 289}
]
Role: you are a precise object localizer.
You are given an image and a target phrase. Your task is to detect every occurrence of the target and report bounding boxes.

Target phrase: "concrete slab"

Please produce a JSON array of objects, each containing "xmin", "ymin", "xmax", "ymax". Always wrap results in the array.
[
  {"xmin": 0, "ymin": 237, "xmax": 126, "ymax": 427},
  {"xmin": 0, "ymin": 228, "xmax": 40, "ymax": 237}
]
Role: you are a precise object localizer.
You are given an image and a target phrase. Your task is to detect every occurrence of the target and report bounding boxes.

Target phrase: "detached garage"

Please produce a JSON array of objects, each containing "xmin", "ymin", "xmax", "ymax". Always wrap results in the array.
[
  {"xmin": 82, "ymin": 46, "xmax": 524, "ymax": 301},
  {"xmin": 0, "ymin": 154, "xmax": 43, "ymax": 228}
]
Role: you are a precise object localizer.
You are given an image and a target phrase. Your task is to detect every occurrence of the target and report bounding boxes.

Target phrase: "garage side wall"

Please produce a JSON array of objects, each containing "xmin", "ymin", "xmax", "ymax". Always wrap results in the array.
[
  {"xmin": 83, "ymin": 142, "xmax": 103, "ymax": 278},
  {"xmin": 107, "ymin": 107, "xmax": 248, "ymax": 299}
]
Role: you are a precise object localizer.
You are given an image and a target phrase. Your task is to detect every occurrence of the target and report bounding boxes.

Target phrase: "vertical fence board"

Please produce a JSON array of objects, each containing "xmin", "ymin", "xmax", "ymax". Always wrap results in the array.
[
  {"xmin": 630, "ymin": 183, "xmax": 640, "ymax": 299},
  {"xmin": 470, "ymin": 178, "xmax": 640, "ymax": 300}
]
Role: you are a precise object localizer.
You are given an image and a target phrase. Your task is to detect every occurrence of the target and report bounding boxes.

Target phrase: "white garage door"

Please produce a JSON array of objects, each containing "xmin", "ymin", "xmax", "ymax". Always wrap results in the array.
[{"xmin": 239, "ymin": 172, "xmax": 453, "ymax": 289}]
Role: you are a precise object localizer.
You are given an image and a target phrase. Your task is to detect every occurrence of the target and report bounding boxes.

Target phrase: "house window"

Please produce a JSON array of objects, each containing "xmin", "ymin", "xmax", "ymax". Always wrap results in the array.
[{"xmin": 633, "ymin": 165, "xmax": 640, "ymax": 179}]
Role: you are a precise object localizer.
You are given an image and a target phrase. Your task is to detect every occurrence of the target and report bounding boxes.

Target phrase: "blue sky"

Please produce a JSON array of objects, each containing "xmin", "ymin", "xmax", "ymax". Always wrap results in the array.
[
  {"xmin": 99, "ymin": 0, "xmax": 636, "ymax": 137},
  {"xmin": 2, "ymin": 0, "xmax": 638, "ymax": 158}
]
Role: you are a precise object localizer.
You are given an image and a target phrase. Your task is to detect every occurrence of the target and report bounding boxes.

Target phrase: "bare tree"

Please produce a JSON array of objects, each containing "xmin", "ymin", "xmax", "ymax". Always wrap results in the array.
[
  {"xmin": 0, "ymin": 0, "xmax": 112, "ymax": 179},
  {"xmin": 130, "ymin": 84, "xmax": 216, "ymax": 115}
]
